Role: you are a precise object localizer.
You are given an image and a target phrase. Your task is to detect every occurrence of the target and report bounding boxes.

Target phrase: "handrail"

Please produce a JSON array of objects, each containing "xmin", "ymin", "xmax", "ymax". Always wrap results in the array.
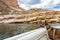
[{"xmin": 4, "ymin": 28, "xmax": 49, "ymax": 40}]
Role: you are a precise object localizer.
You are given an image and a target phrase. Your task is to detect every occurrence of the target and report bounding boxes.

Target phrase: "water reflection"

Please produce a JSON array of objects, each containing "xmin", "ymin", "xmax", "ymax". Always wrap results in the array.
[{"xmin": 0, "ymin": 23, "xmax": 41, "ymax": 40}]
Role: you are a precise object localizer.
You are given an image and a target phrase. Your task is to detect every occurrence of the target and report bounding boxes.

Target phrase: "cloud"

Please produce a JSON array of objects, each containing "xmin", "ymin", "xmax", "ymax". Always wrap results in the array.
[
  {"xmin": 53, "ymin": 0, "xmax": 60, "ymax": 5},
  {"xmin": 20, "ymin": 0, "xmax": 31, "ymax": 2},
  {"xmin": 18, "ymin": 0, "xmax": 60, "ymax": 11},
  {"xmin": 54, "ymin": 8, "xmax": 60, "ymax": 11},
  {"xmin": 20, "ymin": 4, "xmax": 31, "ymax": 10},
  {"xmin": 31, "ymin": 0, "xmax": 54, "ymax": 10}
]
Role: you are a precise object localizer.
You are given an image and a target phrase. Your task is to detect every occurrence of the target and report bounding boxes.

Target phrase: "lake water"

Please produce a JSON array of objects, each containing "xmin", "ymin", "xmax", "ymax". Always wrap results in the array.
[{"xmin": 0, "ymin": 23, "xmax": 41, "ymax": 40}]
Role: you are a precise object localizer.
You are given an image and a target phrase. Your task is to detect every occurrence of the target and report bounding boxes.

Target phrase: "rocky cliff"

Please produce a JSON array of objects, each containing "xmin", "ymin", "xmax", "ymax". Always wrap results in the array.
[
  {"xmin": 0, "ymin": 0, "xmax": 25, "ymax": 15},
  {"xmin": 1, "ymin": 0, "xmax": 19, "ymax": 8},
  {"xmin": 0, "ymin": 0, "xmax": 11, "ymax": 15},
  {"xmin": 0, "ymin": 8, "xmax": 60, "ymax": 23},
  {"xmin": 0, "ymin": 0, "xmax": 60, "ymax": 23},
  {"xmin": 26, "ymin": 8, "xmax": 60, "ymax": 23}
]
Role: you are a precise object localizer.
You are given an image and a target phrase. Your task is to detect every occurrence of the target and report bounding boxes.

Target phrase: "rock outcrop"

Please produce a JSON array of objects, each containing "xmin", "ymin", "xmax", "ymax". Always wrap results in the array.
[
  {"xmin": 1, "ymin": 0, "xmax": 19, "ymax": 8},
  {"xmin": 0, "ymin": 0, "xmax": 10, "ymax": 15},
  {"xmin": 0, "ymin": 0, "xmax": 25, "ymax": 15},
  {"xmin": 0, "ymin": 0, "xmax": 60, "ymax": 23}
]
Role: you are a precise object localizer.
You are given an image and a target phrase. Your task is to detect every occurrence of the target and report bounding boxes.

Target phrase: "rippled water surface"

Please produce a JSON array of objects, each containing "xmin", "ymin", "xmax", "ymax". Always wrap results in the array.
[{"xmin": 0, "ymin": 23, "xmax": 41, "ymax": 40}]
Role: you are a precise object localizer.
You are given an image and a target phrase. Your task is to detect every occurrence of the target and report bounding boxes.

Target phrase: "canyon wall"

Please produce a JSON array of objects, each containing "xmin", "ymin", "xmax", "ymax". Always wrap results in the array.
[
  {"xmin": 1, "ymin": 0, "xmax": 19, "ymax": 8},
  {"xmin": 0, "ymin": 0, "xmax": 24, "ymax": 15}
]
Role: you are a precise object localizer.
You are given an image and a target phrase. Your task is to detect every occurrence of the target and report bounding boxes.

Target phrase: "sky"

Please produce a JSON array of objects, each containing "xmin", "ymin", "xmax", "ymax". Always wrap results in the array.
[{"xmin": 17, "ymin": 0, "xmax": 60, "ymax": 11}]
